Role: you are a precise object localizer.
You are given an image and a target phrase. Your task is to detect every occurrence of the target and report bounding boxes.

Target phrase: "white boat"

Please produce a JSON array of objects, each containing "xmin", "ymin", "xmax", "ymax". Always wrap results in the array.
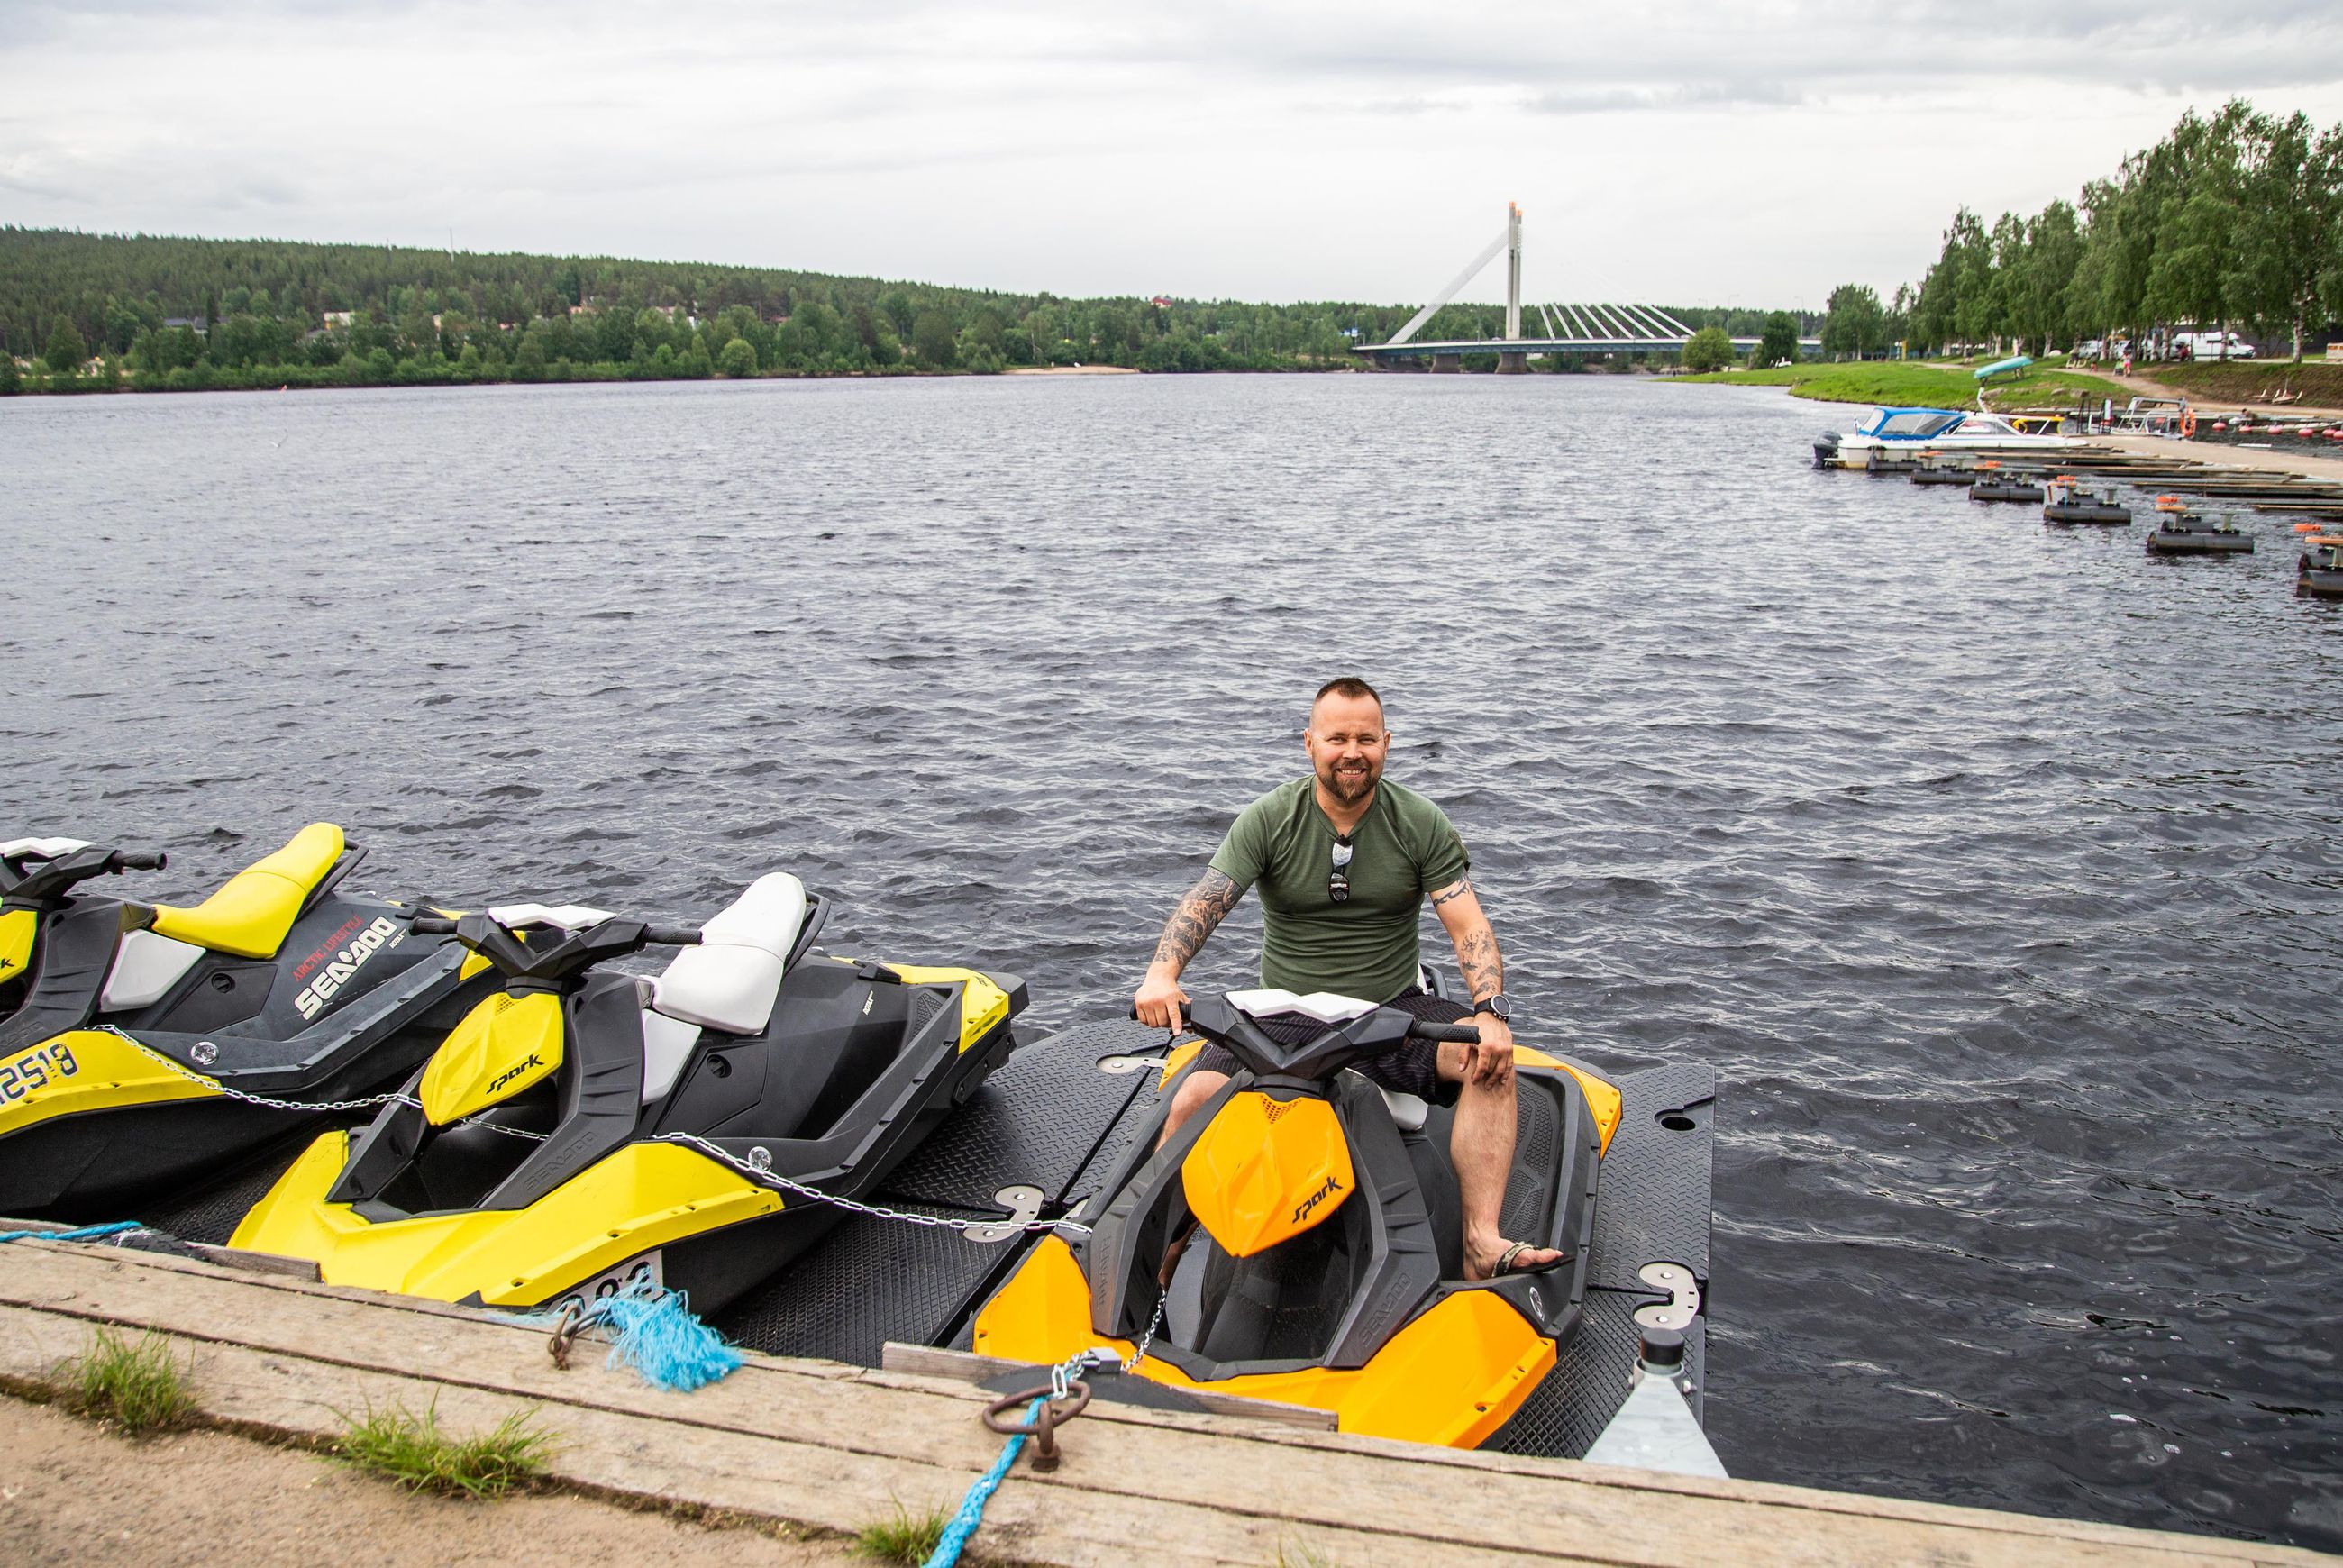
[{"xmin": 1813, "ymin": 406, "xmax": 2080, "ymax": 469}]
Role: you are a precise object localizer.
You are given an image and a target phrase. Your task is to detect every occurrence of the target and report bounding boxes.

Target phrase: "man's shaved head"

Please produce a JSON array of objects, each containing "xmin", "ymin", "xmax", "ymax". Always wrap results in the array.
[{"xmin": 1309, "ymin": 677, "xmax": 1383, "ymax": 729}]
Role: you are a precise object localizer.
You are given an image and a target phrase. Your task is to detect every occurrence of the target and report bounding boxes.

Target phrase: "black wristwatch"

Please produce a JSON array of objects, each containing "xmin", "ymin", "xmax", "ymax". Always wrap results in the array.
[{"xmin": 1472, "ymin": 991, "xmax": 1511, "ymax": 1023}]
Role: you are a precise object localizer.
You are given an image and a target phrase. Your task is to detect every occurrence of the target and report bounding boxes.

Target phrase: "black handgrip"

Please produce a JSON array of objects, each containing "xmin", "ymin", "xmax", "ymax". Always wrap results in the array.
[
  {"xmin": 1406, "ymin": 1019, "xmax": 1481, "ymax": 1044},
  {"xmin": 111, "ymin": 851, "xmax": 168, "ymax": 871},
  {"xmin": 643, "ymin": 925, "xmax": 703, "ymax": 946},
  {"xmin": 410, "ymin": 916, "xmax": 458, "ymax": 934}
]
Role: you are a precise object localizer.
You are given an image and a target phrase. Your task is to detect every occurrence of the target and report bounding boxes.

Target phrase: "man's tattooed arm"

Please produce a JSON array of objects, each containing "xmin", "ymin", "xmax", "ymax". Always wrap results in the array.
[
  {"xmin": 1429, "ymin": 877, "xmax": 1473, "ymax": 907},
  {"xmin": 1457, "ymin": 924, "xmax": 1504, "ymax": 1007},
  {"xmin": 1150, "ymin": 869, "xmax": 1243, "ymax": 975}
]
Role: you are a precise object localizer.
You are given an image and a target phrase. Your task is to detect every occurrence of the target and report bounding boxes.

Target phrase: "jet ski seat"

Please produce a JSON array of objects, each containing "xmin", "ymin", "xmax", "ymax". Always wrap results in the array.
[
  {"xmin": 147, "ymin": 823, "xmax": 346, "ymax": 960},
  {"xmin": 649, "ymin": 872, "xmax": 807, "ymax": 1036}
]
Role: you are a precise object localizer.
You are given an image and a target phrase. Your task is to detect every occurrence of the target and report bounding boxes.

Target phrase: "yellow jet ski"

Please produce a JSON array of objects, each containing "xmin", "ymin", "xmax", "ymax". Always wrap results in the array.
[
  {"xmin": 0, "ymin": 825, "xmax": 486, "ymax": 1219},
  {"xmin": 968, "ymin": 989, "xmax": 1619, "ymax": 1449},
  {"xmin": 232, "ymin": 875, "xmax": 1026, "ymax": 1317}
]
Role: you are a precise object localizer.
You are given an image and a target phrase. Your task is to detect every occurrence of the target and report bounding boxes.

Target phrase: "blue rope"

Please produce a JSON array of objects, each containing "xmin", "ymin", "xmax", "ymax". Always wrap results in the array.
[
  {"xmin": 494, "ymin": 1274, "xmax": 744, "ymax": 1393},
  {"xmin": 0, "ymin": 1221, "xmax": 141, "ymax": 1244},
  {"xmin": 921, "ymin": 1396, "xmax": 1046, "ymax": 1568}
]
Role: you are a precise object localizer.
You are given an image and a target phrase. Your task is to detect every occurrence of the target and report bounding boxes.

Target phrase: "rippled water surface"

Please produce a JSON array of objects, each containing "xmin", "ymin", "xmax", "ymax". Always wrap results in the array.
[{"xmin": 5, "ymin": 376, "xmax": 2339, "ymax": 1548}]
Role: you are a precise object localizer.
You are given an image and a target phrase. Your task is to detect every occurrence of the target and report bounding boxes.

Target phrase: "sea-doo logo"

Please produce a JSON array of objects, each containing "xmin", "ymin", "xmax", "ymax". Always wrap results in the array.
[
  {"xmin": 293, "ymin": 916, "xmax": 403, "ymax": 1020},
  {"xmin": 489, "ymin": 1053, "xmax": 544, "ymax": 1095},
  {"xmin": 1290, "ymin": 1174, "xmax": 1343, "ymax": 1226}
]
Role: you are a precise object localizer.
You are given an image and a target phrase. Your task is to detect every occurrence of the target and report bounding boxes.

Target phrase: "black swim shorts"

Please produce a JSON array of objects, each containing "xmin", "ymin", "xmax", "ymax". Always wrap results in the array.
[{"xmin": 1182, "ymin": 990, "xmax": 1472, "ymax": 1107}]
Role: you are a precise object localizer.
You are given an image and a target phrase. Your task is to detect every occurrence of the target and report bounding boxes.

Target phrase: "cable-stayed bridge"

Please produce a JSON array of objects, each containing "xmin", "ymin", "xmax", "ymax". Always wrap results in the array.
[{"xmin": 1354, "ymin": 204, "xmax": 1813, "ymax": 370}]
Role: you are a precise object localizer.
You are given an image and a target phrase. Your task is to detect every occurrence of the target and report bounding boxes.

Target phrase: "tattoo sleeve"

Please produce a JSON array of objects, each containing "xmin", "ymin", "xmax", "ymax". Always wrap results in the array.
[
  {"xmin": 1456, "ymin": 923, "xmax": 1504, "ymax": 1005},
  {"xmin": 1151, "ymin": 869, "xmax": 1243, "ymax": 973}
]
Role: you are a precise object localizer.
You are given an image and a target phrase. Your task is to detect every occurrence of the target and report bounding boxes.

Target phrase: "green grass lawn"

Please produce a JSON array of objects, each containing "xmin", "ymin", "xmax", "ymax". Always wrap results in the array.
[
  {"xmin": 2142, "ymin": 360, "xmax": 2343, "ymax": 407},
  {"xmin": 1673, "ymin": 359, "xmax": 2127, "ymax": 411}
]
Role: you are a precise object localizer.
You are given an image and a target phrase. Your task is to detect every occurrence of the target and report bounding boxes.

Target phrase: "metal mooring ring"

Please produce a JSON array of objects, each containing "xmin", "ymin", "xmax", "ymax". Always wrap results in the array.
[{"xmin": 981, "ymin": 1381, "xmax": 1092, "ymax": 1471}]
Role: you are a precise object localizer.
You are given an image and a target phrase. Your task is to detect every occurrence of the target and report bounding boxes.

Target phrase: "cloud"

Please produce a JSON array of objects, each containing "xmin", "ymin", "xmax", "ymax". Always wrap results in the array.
[{"xmin": 2, "ymin": 1, "xmax": 2340, "ymax": 305}]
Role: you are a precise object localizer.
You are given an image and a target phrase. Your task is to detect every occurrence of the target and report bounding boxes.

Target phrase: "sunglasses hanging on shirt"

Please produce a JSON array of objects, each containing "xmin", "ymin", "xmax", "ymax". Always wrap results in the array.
[{"xmin": 1328, "ymin": 834, "xmax": 1354, "ymax": 903}]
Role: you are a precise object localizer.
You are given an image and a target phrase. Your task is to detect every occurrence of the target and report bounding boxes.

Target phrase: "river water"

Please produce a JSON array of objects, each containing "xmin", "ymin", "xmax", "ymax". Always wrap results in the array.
[{"xmin": 4, "ymin": 375, "xmax": 2338, "ymax": 1549}]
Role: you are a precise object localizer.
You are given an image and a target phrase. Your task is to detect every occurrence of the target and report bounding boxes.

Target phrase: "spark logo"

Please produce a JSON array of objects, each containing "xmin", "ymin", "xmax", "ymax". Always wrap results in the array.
[
  {"xmin": 1290, "ymin": 1174, "xmax": 1343, "ymax": 1226},
  {"xmin": 488, "ymin": 1053, "xmax": 545, "ymax": 1095}
]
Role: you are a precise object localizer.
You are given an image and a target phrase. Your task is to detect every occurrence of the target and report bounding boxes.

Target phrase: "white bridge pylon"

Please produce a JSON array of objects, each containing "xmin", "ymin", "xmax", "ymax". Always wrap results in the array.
[
  {"xmin": 1387, "ymin": 203, "xmax": 1522, "ymax": 348},
  {"xmin": 1365, "ymin": 205, "xmax": 1700, "ymax": 365}
]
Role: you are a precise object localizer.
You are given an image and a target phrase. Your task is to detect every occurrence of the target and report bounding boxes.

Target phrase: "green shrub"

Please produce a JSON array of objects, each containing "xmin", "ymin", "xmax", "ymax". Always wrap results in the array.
[
  {"xmin": 57, "ymin": 1326, "xmax": 196, "ymax": 1435},
  {"xmin": 333, "ymin": 1398, "xmax": 553, "ymax": 1500},
  {"xmin": 854, "ymin": 1499, "xmax": 948, "ymax": 1563}
]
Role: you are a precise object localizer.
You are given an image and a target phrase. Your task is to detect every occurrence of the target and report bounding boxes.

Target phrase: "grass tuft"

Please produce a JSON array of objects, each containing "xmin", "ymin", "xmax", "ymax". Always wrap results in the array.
[
  {"xmin": 333, "ymin": 1397, "xmax": 553, "ymax": 1500},
  {"xmin": 57, "ymin": 1326, "xmax": 196, "ymax": 1435},
  {"xmin": 854, "ymin": 1498, "xmax": 949, "ymax": 1563},
  {"xmin": 1275, "ymin": 1535, "xmax": 1341, "ymax": 1568}
]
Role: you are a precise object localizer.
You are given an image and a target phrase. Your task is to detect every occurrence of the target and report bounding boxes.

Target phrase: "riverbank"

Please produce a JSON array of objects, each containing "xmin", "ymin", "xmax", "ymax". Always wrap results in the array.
[
  {"xmin": 5, "ymin": 1239, "xmax": 2326, "ymax": 1568},
  {"xmin": 1673, "ymin": 359, "xmax": 2128, "ymax": 411}
]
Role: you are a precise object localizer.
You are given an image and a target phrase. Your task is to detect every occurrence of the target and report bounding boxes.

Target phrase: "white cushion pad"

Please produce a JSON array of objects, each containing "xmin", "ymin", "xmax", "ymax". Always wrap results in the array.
[
  {"xmin": 639, "ymin": 1008, "xmax": 702, "ymax": 1104},
  {"xmin": 1376, "ymin": 1083, "xmax": 1430, "ymax": 1134},
  {"xmin": 101, "ymin": 929, "xmax": 205, "ymax": 1011},
  {"xmin": 2, "ymin": 837, "xmax": 93, "ymax": 861},
  {"xmin": 649, "ymin": 873, "xmax": 807, "ymax": 1036}
]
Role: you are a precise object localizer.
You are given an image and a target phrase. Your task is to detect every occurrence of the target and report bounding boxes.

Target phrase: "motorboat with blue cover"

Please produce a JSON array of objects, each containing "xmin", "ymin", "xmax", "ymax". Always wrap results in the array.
[{"xmin": 1817, "ymin": 406, "xmax": 2079, "ymax": 470}]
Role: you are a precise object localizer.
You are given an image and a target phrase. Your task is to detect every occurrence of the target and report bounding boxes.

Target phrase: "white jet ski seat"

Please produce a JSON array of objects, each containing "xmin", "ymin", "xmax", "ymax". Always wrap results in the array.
[{"xmin": 648, "ymin": 872, "xmax": 808, "ymax": 1036}]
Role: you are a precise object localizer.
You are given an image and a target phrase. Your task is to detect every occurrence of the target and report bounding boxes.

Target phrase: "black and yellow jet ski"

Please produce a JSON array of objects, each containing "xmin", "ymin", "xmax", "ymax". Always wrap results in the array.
[
  {"xmin": 0, "ymin": 825, "xmax": 487, "ymax": 1219},
  {"xmin": 232, "ymin": 875, "xmax": 1027, "ymax": 1317},
  {"xmin": 968, "ymin": 989, "xmax": 1618, "ymax": 1448}
]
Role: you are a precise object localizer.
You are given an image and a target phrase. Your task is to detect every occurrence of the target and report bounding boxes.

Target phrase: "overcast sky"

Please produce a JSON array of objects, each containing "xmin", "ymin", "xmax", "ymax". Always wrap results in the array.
[{"xmin": 6, "ymin": 1, "xmax": 2343, "ymax": 309}]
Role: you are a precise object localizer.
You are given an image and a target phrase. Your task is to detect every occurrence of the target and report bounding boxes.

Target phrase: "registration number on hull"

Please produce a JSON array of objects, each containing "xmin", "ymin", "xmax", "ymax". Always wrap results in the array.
[{"xmin": 0, "ymin": 1040, "xmax": 80, "ymax": 1102}]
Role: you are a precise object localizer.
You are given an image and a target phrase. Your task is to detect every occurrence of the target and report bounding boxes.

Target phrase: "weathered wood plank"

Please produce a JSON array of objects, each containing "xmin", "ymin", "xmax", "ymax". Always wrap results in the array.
[
  {"xmin": 880, "ymin": 1341, "xmax": 1340, "ymax": 1430},
  {"xmin": 0, "ymin": 1241, "xmax": 2321, "ymax": 1568}
]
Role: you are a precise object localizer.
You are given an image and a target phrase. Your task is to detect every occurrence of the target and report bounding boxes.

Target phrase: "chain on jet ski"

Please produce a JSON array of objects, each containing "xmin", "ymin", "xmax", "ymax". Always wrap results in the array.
[{"xmin": 85, "ymin": 1021, "xmax": 554, "ymax": 1140}]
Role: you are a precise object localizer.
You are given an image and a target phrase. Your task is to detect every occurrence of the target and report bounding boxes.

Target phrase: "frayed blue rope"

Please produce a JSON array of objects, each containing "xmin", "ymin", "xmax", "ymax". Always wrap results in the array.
[
  {"xmin": 0, "ymin": 1221, "xmax": 142, "ymax": 1244},
  {"xmin": 921, "ymin": 1396, "xmax": 1046, "ymax": 1568},
  {"xmin": 497, "ymin": 1274, "xmax": 744, "ymax": 1392}
]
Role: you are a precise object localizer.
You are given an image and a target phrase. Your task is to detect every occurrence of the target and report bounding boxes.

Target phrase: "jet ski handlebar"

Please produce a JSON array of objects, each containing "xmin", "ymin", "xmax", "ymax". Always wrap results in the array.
[
  {"xmin": 0, "ymin": 843, "xmax": 169, "ymax": 904},
  {"xmin": 1136, "ymin": 994, "xmax": 1480, "ymax": 1080}
]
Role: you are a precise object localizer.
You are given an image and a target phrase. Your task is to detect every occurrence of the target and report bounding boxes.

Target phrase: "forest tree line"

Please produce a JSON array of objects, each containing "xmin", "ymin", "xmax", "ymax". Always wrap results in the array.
[
  {"xmin": 0, "ymin": 226, "xmax": 1808, "ymax": 391},
  {"xmin": 1818, "ymin": 99, "xmax": 2343, "ymax": 362}
]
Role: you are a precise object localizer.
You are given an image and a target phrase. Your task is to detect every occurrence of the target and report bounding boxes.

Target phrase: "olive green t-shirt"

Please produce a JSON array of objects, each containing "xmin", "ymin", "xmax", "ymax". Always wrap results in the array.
[{"xmin": 1207, "ymin": 778, "xmax": 1471, "ymax": 1005}]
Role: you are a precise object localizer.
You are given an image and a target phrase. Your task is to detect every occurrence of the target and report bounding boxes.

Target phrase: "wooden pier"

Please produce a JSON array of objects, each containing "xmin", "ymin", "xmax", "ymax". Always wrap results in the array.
[{"xmin": 0, "ymin": 1236, "xmax": 2327, "ymax": 1567}]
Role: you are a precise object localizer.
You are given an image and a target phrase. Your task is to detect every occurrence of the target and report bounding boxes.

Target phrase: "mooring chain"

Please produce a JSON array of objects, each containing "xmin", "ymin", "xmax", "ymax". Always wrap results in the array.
[
  {"xmin": 92, "ymin": 1025, "xmax": 552, "ymax": 1141},
  {"xmin": 653, "ymin": 1130, "xmax": 1093, "ymax": 1237}
]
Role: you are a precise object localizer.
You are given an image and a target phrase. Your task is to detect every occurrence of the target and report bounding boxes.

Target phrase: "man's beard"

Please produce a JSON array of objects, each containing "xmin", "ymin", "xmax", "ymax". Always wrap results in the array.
[{"xmin": 1322, "ymin": 759, "xmax": 1380, "ymax": 804}]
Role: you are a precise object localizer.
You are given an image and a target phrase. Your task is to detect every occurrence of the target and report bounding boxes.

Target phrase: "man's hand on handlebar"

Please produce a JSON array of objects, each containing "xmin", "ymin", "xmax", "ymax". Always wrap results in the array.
[{"xmin": 1133, "ymin": 968, "xmax": 1191, "ymax": 1035}]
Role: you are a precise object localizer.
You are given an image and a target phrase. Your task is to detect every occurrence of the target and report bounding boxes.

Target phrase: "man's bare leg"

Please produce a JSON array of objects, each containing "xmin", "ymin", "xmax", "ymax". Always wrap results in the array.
[
  {"xmin": 1441, "ymin": 1040, "xmax": 1565, "ymax": 1281},
  {"xmin": 1160, "ymin": 1069, "xmax": 1230, "ymax": 1147},
  {"xmin": 1152, "ymin": 1068, "xmax": 1230, "ymax": 1283}
]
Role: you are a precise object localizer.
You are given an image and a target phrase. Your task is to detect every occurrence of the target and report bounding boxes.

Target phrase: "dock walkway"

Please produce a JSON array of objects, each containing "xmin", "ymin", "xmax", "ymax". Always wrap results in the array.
[{"xmin": 0, "ymin": 1238, "xmax": 2326, "ymax": 1567}]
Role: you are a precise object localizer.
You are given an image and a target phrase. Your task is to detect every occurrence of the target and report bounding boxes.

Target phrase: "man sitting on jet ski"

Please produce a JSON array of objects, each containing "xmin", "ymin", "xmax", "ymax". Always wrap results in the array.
[{"xmin": 1132, "ymin": 676, "xmax": 1564, "ymax": 1281}]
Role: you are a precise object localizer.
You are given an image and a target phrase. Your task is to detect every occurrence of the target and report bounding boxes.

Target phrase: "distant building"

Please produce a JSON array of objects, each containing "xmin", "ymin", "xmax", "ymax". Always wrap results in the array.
[
  {"xmin": 1149, "ymin": 296, "xmax": 1174, "ymax": 309},
  {"xmin": 162, "ymin": 316, "xmax": 209, "ymax": 333},
  {"xmin": 321, "ymin": 310, "xmax": 355, "ymax": 329}
]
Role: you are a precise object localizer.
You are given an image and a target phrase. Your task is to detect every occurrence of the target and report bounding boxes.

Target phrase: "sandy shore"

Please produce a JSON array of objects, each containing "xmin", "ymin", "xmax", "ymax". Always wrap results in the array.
[{"xmin": 0, "ymin": 1395, "xmax": 854, "ymax": 1568}]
